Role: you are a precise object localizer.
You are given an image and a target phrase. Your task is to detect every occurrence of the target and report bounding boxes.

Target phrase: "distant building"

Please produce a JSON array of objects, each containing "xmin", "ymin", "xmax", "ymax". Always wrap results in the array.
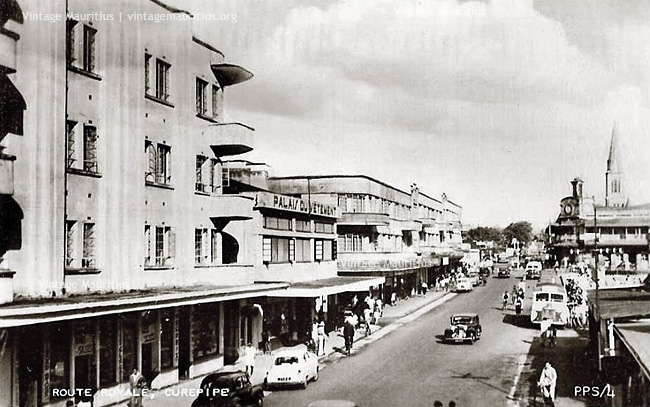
[
  {"xmin": 267, "ymin": 176, "xmax": 465, "ymax": 302},
  {"xmin": 548, "ymin": 124, "xmax": 650, "ymax": 272}
]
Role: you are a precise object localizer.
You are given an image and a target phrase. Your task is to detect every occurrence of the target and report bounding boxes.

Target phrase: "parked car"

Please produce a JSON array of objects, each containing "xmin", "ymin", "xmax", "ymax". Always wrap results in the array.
[
  {"xmin": 265, "ymin": 345, "xmax": 319, "ymax": 389},
  {"xmin": 455, "ymin": 277, "xmax": 474, "ymax": 292},
  {"xmin": 191, "ymin": 371, "xmax": 264, "ymax": 407},
  {"xmin": 444, "ymin": 313, "xmax": 482, "ymax": 344}
]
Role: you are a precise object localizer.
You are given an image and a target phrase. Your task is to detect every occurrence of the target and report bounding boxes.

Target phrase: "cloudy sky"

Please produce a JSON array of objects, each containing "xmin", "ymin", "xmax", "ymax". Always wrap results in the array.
[{"xmin": 176, "ymin": 0, "xmax": 650, "ymax": 230}]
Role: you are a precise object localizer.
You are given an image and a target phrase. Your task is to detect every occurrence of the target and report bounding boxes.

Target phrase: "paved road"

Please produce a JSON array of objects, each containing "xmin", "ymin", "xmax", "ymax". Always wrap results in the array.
[{"xmin": 261, "ymin": 271, "xmax": 595, "ymax": 407}]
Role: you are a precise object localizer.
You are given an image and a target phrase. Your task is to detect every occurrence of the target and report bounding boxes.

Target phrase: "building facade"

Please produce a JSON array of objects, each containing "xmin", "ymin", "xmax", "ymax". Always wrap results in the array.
[
  {"xmin": 0, "ymin": 1, "xmax": 380, "ymax": 406},
  {"xmin": 548, "ymin": 125, "xmax": 650, "ymax": 273},
  {"xmin": 267, "ymin": 176, "xmax": 465, "ymax": 304}
]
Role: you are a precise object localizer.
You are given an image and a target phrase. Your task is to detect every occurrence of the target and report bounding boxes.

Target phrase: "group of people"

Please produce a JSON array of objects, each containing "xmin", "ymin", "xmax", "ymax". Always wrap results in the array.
[{"xmin": 565, "ymin": 278, "xmax": 589, "ymax": 328}]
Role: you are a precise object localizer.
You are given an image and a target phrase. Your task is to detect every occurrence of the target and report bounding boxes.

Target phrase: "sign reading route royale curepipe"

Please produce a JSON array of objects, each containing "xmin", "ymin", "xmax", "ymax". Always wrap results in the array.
[{"xmin": 255, "ymin": 191, "xmax": 338, "ymax": 218}]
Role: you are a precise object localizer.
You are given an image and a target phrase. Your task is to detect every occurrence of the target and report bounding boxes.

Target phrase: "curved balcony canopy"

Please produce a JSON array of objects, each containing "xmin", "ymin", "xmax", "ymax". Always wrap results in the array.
[
  {"xmin": 209, "ymin": 122, "xmax": 255, "ymax": 157},
  {"xmin": 211, "ymin": 63, "xmax": 253, "ymax": 87},
  {"xmin": 1, "ymin": 0, "xmax": 24, "ymax": 27}
]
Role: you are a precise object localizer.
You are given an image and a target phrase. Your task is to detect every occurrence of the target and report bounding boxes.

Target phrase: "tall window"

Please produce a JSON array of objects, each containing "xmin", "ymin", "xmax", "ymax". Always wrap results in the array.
[
  {"xmin": 83, "ymin": 25, "xmax": 96, "ymax": 72},
  {"xmin": 314, "ymin": 222, "xmax": 334, "ymax": 234},
  {"xmin": 196, "ymin": 78, "xmax": 208, "ymax": 116},
  {"xmin": 195, "ymin": 228, "xmax": 206, "ymax": 265},
  {"xmin": 262, "ymin": 237, "xmax": 291, "ymax": 263},
  {"xmin": 195, "ymin": 155, "xmax": 207, "ymax": 192},
  {"xmin": 156, "ymin": 144, "xmax": 171, "ymax": 184},
  {"xmin": 160, "ymin": 311, "xmax": 174, "ymax": 369},
  {"xmin": 99, "ymin": 319, "xmax": 117, "ymax": 387},
  {"xmin": 195, "ymin": 228, "xmax": 219, "ymax": 265},
  {"xmin": 145, "ymin": 225, "xmax": 175, "ymax": 267},
  {"xmin": 295, "ymin": 238, "xmax": 311, "ymax": 262},
  {"xmin": 145, "ymin": 141, "xmax": 172, "ymax": 186},
  {"xmin": 65, "ymin": 220, "xmax": 96, "ymax": 269},
  {"xmin": 155, "ymin": 59, "xmax": 171, "ymax": 101},
  {"xmin": 66, "ymin": 19, "xmax": 78, "ymax": 66},
  {"xmin": 66, "ymin": 121, "xmax": 99, "ymax": 174}
]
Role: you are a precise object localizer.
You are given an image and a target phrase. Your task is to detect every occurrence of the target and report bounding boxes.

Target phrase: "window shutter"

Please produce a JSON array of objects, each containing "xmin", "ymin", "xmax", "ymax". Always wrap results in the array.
[
  {"xmin": 167, "ymin": 228, "xmax": 176, "ymax": 263},
  {"xmin": 67, "ymin": 121, "xmax": 76, "ymax": 169},
  {"xmin": 166, "ymin": 147, "xmax": 172, "ymax": 184},
  {"xmin": 289, "ymin": 239, "xmax": 295, "ymax": 262},
  {"xmin": 315, "ymin": 240, "xmax": 324, "ymax": 261},
  {"xmin": 146, "ymin": 142, "xmax": 156, "ymax": 182},
  {"xmin": 84, "ymin": 125, "xmax": 98, "ymax": 173},
  {"xmin": 144, "ymin": 225, "xmax": 151, "ymax": 265},
  {"xmin": 262, "ymin": 237, "xmax": 272, "ymax": 263},
  {"xmin": 332, "ymin": 240, "xmax": 337, "ymax": 260}
]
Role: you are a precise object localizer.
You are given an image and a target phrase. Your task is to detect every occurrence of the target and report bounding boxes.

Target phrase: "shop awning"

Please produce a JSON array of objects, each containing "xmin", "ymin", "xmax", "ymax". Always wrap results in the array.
[
  {"xmin": 0, "ymin": 73, "xmax": 25, "ymax": 135},
  {"xmin": 266, "ymin": 276, "xmax": 385, "ymax": 298},
  {"xmin": 614, "ymin": 322, "xmax": 650, "ymax": 379},
  {"xmin": 0, "ymin": 282, "xmax": 289, "ymax": 328},
  {"xmin": 211, "ymin": 64, "xmax": 253, "ymax": 87}
]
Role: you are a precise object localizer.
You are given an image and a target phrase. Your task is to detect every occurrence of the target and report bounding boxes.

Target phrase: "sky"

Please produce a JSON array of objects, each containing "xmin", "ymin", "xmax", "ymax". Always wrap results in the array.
[{"xmin": 172, "ymin": 0, "xmax": 650, "ymax": 230}]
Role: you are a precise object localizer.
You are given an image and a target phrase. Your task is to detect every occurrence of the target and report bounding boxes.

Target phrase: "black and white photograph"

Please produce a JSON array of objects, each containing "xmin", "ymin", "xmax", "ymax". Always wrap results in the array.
[{"xmin": 1, "ymin": 0, "xmax": 650, "ymax": 406}]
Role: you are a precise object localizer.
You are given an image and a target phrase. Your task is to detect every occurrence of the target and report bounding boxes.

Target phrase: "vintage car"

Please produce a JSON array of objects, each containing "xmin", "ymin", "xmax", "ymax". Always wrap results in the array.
[
  {"xmin": 264, "ymin": 345, "xmax": 319, "ymax": 389},
  {"xmin": 497, "ymin": 268, "xmax": 511, "ymax": 278},
  {"xmin": 444, "ymin": 313, "xmax": 482, "ymax": 343},
  {"xmin": 455, "ymin": 277, "xmax": 474, "ymax": 292},
  {"xmin": 525, "ymin": 261, "xmax": 542, "ymax": 280},
  {"xmin": 191, "ymin": 371, "xmax": 264, "ymax": 407}
]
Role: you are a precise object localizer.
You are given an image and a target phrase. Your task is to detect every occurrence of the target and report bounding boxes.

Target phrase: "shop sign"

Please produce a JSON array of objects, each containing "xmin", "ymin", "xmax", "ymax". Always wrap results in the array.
[{"xmin": 256, "ymin": 192, "xmax": 337, "ymax": 217}]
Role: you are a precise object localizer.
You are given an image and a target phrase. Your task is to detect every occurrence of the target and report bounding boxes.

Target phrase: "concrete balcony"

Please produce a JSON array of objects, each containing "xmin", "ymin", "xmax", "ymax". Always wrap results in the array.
[
  {"xmin": 195, "ymin": 193, "xmax": 255, "ymax": 222},
  {"xmin": 0, "ymin": 153, "xmax": 15, "ymax": 195},
  {"xmin": 0, "ymin": 30, "xmax": 18, "ymax": 73},
  {"xmin": 209, "ymin": 122, "xmax": 255, "ymax": 157},
  {"xmin": 338, "ymin": 212, "xmax": 389, "ymax": 226}
]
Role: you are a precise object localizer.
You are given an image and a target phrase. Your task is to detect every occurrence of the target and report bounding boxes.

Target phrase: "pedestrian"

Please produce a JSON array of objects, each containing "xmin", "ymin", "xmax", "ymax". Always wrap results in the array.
[
  {"xmin": 311, "ymin": 319, "xmax": 319, "ymax": 354},
  {"xmin": 262, "ymin": 330, "xmax": 271, "ymax": 354},
  {"xmin": 244, "ymin": 342, "xmax": 255, "ymax": 376},
  {"xmin": 375, "ymin": 297, "xmax": 383, "ymax": 317},
  {"xmin": 317, "ymin": 321, "xmax": 327, "ymax": 356},
  {"xmin": 538, "ymin": 362, "xmax": 557, "ymax": 407},
  {"xmin": 549, "ymin": 326, "xmax": 557, "ymax": 347},
  {"xmin": 129, "ymin": 368, "xmax": 146, "ymax": 407},
  {"xmin": 390, "ymin": 291, "xmax": 397, "ymax": 306},
  {"xmin": 422, "ymin": 280, "xmax": 428, "ymax": 295},
  {"xmin": 515, "ymin": 297, "xmax": 522, "ymax": 316},
  {"xmin": 343, "ymin": 319, "xmax": 355, "ymax": 355},
  {"xmin": 502, "ymin": 291, "xmax": 509, "ymax": 310}
]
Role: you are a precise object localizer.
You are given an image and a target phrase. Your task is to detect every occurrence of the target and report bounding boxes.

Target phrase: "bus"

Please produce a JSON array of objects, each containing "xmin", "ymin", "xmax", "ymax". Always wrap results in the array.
[{"xmin": 529, "ymin": 279, "xmax": 569, "ymax": 327}]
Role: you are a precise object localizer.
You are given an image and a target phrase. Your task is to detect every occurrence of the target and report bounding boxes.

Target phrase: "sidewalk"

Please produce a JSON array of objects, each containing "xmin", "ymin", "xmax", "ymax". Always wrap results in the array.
[{"xmin": 136, "ymin": 289, "xmax": 454, "ymax": 406}]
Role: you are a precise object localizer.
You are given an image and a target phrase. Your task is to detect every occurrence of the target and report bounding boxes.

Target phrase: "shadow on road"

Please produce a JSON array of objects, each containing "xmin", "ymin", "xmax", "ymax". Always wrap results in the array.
[
  {"xmin": 501, "ymin": 313, "xmax": 536, "ymax": 329},
  {"xmin": 519, "ymin": 330, "xmax": 597, "ymax": 407}
]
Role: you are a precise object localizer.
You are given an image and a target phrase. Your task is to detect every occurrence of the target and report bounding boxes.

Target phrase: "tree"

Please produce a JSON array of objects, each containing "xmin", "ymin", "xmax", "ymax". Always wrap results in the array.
[
  {"xmin": 463, "ymin": 226, "xmax": 503, "ymax": 248},
  {"xmin": 502, "ymin": 221, "xmax": 533, "ymax": 246}
]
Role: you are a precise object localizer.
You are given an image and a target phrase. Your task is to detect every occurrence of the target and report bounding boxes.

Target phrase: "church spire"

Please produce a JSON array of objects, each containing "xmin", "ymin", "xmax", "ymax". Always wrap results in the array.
[
  {"xmin": 607, "ymin": 121, "xmax": 620, "ymax": 172},
  {"xmin": 605, "ymin": 121, "xmax": 625, "ymax": 207}
]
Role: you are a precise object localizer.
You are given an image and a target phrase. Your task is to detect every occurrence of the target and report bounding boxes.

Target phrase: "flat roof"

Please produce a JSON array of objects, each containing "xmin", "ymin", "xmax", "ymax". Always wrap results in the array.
[
  {"xmin": 614, "ymin": 321, "xmax": 650, "ymax": 378},
  {"xmin": 588, "ymin": 288, "xmax": 650, "ymax": 319}
]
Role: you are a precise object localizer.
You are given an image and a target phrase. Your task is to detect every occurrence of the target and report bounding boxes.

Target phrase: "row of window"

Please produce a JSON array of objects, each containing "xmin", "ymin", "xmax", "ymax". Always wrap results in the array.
[
  {"xmin": 263, "ymin": 217, "xmax": 335, "ymax": 234},
  {"xmin": 66, "ymin": 223, "xmax": 336, "ymax": 270},
  {"xmin": 67, "ymin": 19, "xmax": 224, "ymax": 118},
  {"xmin": 261, "ymin": 237, "xmax": 335, "ymax": 264},
  {"xmin": 337, "ymin": 194, "xmax": 447, "ymax": 221}
]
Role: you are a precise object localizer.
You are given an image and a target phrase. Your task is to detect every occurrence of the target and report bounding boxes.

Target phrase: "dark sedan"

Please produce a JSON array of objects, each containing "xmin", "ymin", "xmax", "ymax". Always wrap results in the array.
[{"xmin": 191, "ymin": 371, "xmax": 264, "ymax": 407}]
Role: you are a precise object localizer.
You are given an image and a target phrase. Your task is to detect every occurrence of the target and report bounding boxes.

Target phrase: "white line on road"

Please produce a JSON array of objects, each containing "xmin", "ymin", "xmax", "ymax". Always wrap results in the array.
[{"xmin": 507, "ymin": 353, "xmax": 527, "ymax": 407}]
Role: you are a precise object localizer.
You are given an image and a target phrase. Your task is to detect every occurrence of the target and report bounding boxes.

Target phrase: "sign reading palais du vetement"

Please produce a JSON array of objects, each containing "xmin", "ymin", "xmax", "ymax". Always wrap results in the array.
[{"xmin": 256, "ymin": 192, "xmax": 337, "ymax": 218}]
